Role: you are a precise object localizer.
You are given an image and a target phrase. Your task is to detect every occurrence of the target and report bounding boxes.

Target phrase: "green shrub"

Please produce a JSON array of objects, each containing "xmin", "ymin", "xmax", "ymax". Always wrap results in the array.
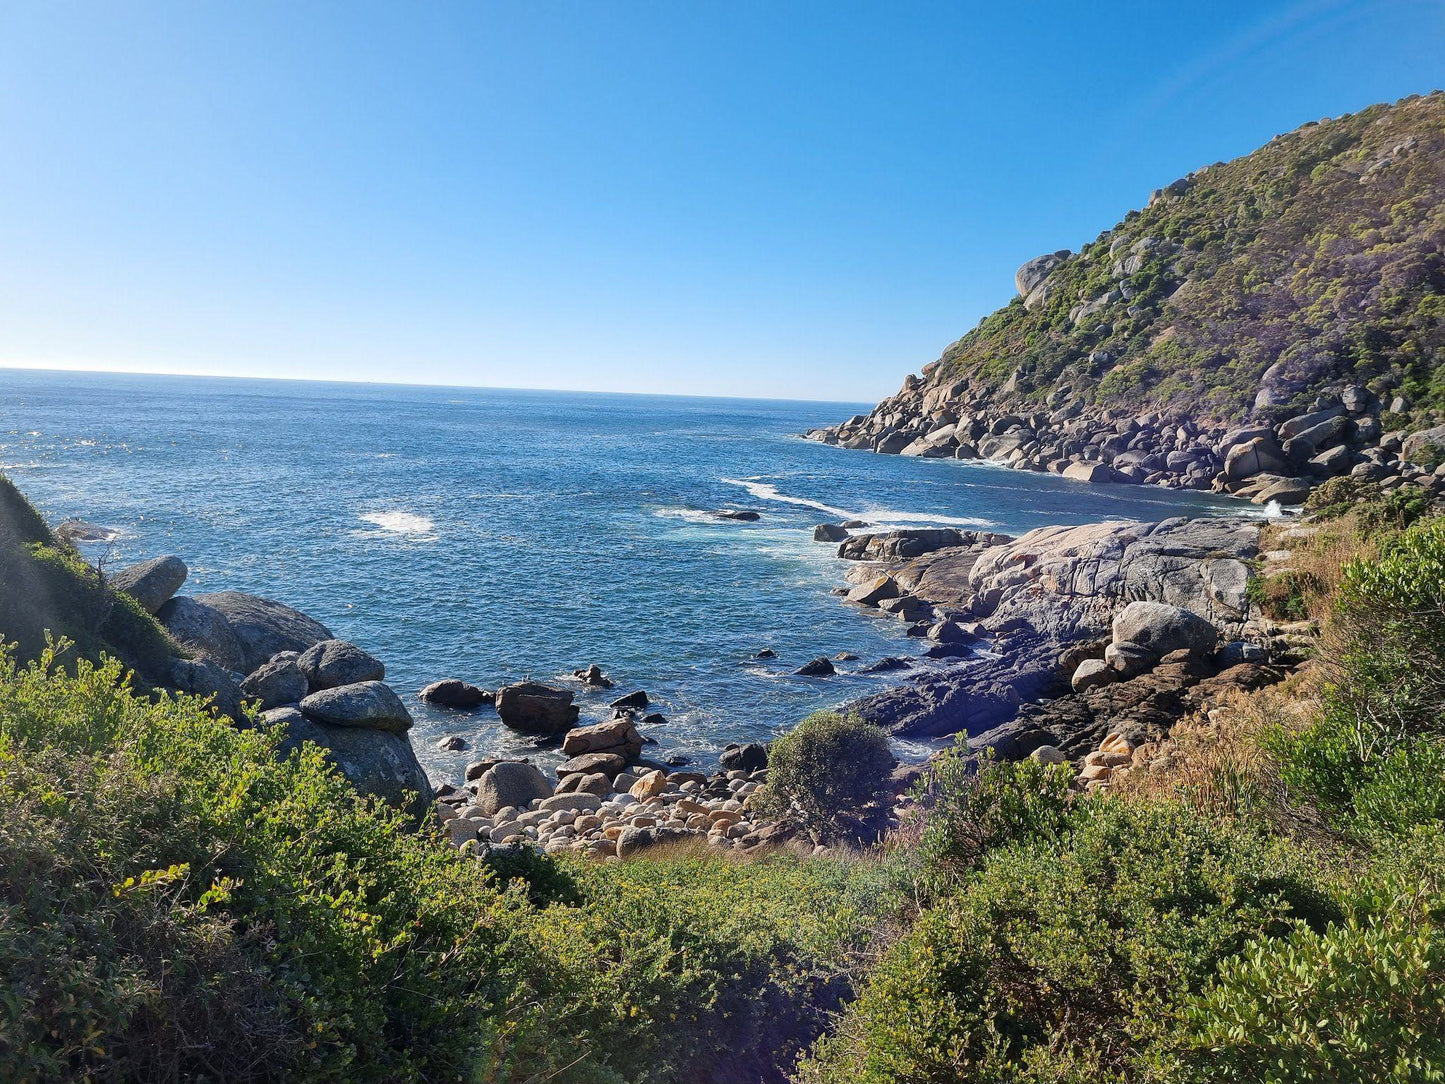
[
  {"xmin": 1304, "ymin": 477, "xmax": 1432, "ymax": 530},
  {"xmin": 757, "ymin": 711, "xmax": 896, "ymax": 841},
  {"xmin": 1278, "ymin": 518, "xmax": 1445, "ymax": 830},
  {"xmin": 797, "ymin": 799, "xmax": 1334, "ymax": 1084},
  {"xmin": 1161, "ymin": 883, "xmax": 1445, "ymax": 1083},
  {"xmin": 912, "ymin": 746, "xmax": 1074, "ymax": 894},
  {"xmin": 0, "ymin": 645, "xmax": 531, "ymax": 1082},
  {"xmin": 528, "ymin": 854, "xmax": 902, "ymax": 1084},
  {"xmin": 0, "ymin": 645, "xmax": 902, "ymax": 1083}
]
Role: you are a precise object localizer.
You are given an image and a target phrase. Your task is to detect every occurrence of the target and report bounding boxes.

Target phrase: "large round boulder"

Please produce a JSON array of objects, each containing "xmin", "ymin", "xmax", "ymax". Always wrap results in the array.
[
  {"xmin": 1111, "ymin": 601, "xmax": 1218, "ymax": 662},
  {"xmin": 110, "ymin": 555, "xmax": 188, "ymax": 615},
  {"xmin": 474, "ymin": 761, "xmax": 553, "ymax": 816},
  {"xmin": 495, "ymin": 682, "xmax": 578, "ymax": 735},
  {"xmin": 268, "ymin": 706, "xmax": 432, "ymax": 817},
  {"xmin": 300, "ymin": 680, "xmax": 412, "ymax": 733},
  {"xmin": 298, "ymin": 639, "xmax": 384, "ymax": 691},
  {"xmin": 240, "ymin": 653, "xmax": 309, "ymax": 710},
  {"xmin": 174, "ymin": 591, "xmax": 333, "ymax": 674},
  {"xmin": 157, "ymin": 596, "xmax": 247, "ymax": 673}
]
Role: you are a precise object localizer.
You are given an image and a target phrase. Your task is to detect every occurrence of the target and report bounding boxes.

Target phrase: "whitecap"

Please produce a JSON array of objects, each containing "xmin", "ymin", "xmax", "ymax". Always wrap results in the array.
[
  {"xmin": 720, "ymin": 476, "xmax": 998, "ymax": 529},
  {"xmin": 720, "ymin": 477, "xmax": 852, "ymax": 518},
  {"xmin": 653, "ymin": 508, "xmax": 720, "ymax": 524},
  {"xmin": 359, "ymin": 511, "xmax": 435, "ymax": 535}
]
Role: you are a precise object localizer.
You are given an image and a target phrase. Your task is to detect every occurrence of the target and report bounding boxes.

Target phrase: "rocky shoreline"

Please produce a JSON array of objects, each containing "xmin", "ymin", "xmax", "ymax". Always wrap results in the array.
[
  {"xmin": 104, "ymin": 504, "xmax": 1318, "ymax": 861},
  {"xmin": 813, "ymin": 516, "xmax": 1311, "ymax": 774},
  {"xmin": 804, "ymin": 256, "xmax": 1445, "ymax": 508}
]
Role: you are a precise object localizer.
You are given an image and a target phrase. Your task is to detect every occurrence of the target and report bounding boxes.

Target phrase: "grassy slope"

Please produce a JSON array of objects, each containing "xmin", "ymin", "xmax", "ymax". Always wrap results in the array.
[
  {"xmin": 0, "ymin": 473, "xmax": 176, "ymax": 683},
  {"xmin": 934, "ymin": 92, "xmax": 1445, "ymax": 425}
]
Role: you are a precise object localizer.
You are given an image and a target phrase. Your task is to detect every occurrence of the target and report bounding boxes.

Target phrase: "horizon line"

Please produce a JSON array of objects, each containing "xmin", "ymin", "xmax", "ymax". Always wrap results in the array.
[{"xmin": 0, "ymin": 361, "xmax": 879, "ymax": 410}]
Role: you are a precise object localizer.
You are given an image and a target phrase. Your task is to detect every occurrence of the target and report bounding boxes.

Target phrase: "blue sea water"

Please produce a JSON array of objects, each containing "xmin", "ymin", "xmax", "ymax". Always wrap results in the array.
[{"xmin": 0, "ymin": 369, "xmax": 1255, "ymax": 779}]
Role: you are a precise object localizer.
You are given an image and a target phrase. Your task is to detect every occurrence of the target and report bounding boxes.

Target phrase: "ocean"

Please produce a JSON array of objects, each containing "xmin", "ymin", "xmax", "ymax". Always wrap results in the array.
[{"xmin": 0, "ymin": 369, "xmax": 1254, "ymax": 779}]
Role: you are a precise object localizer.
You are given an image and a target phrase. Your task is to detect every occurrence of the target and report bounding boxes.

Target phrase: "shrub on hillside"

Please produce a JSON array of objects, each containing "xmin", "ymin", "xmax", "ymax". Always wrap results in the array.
[
  {"xmin": 1303, "ymin": 476, "xmax": 1431, "ymax": 530},
  {"xmin": 1159, "ymin": 829, "xmax": 1445, "ymax": 1083},
  {"xmin": 756, "ymin": 711, "xmax": 896, "ymax": 841},
  {"xmin": 1278, "ymin": 517, "xmax": 1445, "ymax": 832},
  {"xmin": 912, "ymin": 746, "xmax": 1074, "ymax": 894},
  {"xmin": 796, "ymin": 799, "xmax": 1335, "ymax": 1084},
  {"xmin": 0, "ymin": 645, "xmax": 901, "ymax": 1084}
]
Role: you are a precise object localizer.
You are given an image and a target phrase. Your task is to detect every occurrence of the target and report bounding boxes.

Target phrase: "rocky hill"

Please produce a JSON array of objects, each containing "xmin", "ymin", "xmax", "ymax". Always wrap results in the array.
[{"xmin": 810, "ymin": 91, "xmax": 1445, "ymax": 504}]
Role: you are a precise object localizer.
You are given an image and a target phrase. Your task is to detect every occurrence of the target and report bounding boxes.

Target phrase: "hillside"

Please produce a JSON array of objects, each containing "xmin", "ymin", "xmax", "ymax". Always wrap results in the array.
[{"xmin": 811, "ymin": 92, "xmax": 1445, "ymax": 503}]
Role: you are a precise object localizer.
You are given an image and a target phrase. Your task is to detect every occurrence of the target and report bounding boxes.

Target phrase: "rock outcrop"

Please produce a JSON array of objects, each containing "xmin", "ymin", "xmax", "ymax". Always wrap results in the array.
[
  {"xmin": 841, "ymin": 517, "xmax": 1261, "ymax": 743},
  {"xmin": 804, "ymin": 94, "xmax": 1445, "ymax": 509},
  {"xmin": 298, "ymin": 639, "xmax": 385, "ymax": 690},
  {"xmin": 158, "ymin": 591, "xmax": 332, "ymax": 675},
  {"xmin": 270, "ymin": 706, "xmax": 431, "ymax": 817},
  {"xmin": 110, "ymin": 555, "xmax": 188, "ymax": 615}
]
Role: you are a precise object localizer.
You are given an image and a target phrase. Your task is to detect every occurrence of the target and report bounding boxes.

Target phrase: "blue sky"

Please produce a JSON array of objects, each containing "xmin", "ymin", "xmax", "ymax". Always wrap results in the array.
[{"xmin": 1, "ymin": 1, "xmax": 1442, "ymax": 401}]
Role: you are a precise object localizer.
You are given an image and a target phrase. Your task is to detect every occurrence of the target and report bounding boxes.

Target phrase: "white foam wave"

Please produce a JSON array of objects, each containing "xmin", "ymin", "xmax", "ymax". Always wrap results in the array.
[
  {"xmin": 654, "ymin": 508, "xmax": 720, "ymax": 524},
  {"xmin": 720, "ymin": 477, "xmax": 852, "ymax": 518},
  {"xmin": 720, "ymin": 476, "xmax": 997, "ymax": 529},
  {"xmin": 862, "ymin": 508, "xmax": 999, "ymax": 529},
  {"xmin": 359, "ymin": 511, "xmax": 435, "ymax": 535}
]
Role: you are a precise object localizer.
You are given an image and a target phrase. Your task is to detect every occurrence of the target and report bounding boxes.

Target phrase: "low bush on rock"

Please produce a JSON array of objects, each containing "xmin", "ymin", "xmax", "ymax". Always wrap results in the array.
[{"xmin": 756, "ymin": 711, "xmax": 896, "ymax": 841}]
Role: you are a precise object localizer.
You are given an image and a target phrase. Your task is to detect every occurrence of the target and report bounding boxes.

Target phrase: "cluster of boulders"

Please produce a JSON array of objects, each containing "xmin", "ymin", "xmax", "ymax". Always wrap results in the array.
[
  {"xmin": 825, "ymin": 519, "xmax": 1289, "ymax": 754},
  {"xmin": 436, "ymin": 756, "xmax": 796, "ymax": 859},
  {"xmin": 806, "ymin": 326, "xmax": 1445, "ymax": 508},
  {"xmin": 107, "ymin": 553, "xmax": 432, "ymax": 814}
]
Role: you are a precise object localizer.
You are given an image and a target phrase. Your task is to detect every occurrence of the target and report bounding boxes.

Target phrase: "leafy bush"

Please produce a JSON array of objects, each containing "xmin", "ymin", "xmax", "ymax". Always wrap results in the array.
[
  {"xmin": 1163, "ymin": 910, "xmax": 1445, "ymax": 1083},
  {"xmin": 1304, "ymin": 476, "xmax": 1432, "ymax": 530},
  {"xmin": 912, "ymin": 746, "xmax": 1074, "ymax": 894},
  {"xmin": 1278, "ymin": 517, "xmax": 1445, "ymax": 830},
  {"xmin": 797, "ymin": 799, "xmax": 1335, "ymax": 1084},
  {"xmin": 0, "ymin": 645, "xmax": 902, "ymax": 1083},
  {"xmin": 757, "ymin": 711, "xmax": 896, "ymax": 841}
]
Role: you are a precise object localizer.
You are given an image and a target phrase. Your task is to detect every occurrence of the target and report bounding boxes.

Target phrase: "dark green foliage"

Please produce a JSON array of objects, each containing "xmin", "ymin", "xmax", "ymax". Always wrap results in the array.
[
  {"xmin": 912, "ymin": 746, "xmax": 1075, "ymax": 894},
  {"xmin": 757, "ymin": 711, "xmax": 896, "ymax": 841},
  {"xmin": 798, "ymin": 800, "xmax": 1334, "ymax": 1084},
  {"xmin": 1278, "ymin": 518, "xmax": 1445, "ymax": 833},
  {"xmin": 0, "ymin": 645, "xmax": 900, "ymax": 1084},
  {"xmin": 1159, "ymin": 829, "xmax": 1445, "ymax": 1083},
  {"xmin": 930, "ymin": 93, "xmax": 1445, "ymax": 423}
]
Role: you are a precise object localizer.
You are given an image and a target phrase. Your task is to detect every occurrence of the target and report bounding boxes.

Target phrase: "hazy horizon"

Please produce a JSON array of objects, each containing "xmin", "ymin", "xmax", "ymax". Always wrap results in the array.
[{"xmin": 3, "ymin": 1, "xmax": 1443, "ymax": 400}]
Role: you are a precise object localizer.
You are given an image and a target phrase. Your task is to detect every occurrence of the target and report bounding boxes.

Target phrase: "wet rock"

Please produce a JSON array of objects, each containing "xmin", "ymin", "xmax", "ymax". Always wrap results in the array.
[
  {"xmin": 610, "ymin": 689, "xmax": 650, "ymax": 711},
  {"xmin": 714, "ymin": 509, "xmax": 761, "ymax": 521},
  {"xmin": 419, "ymin": 679, "xmax": 492, "ymax": 708},
  {"xmin": 720, "ymin": 742, "xmax": 768, "ymax": 772},
  {"xmin": 495, "ymin": 681, "xmax": 579, "ymax": 735},
  {"xmin": 435, "ymin": 734, "xmax": 468, "ymax": 752},
  {"xmin": 573, "ymin": 664, "xmax": 613, "ymax": 688},
  {"xmin": 814, "ymin": 523, "xmax": 850, "ymax": 542},
  {"xmin": 795, "ymin": 656, "xmax": 836, "ymax": 677},
  {"xmin": 859, "ymin": 656, "xmax": 912, "ymax": 672}
]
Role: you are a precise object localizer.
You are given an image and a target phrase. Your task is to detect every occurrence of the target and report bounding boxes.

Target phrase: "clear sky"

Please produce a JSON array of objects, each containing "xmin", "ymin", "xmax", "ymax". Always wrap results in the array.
[{"xmin": 1, "ymin": 1, "xmax": 1442, "ymax": 401}]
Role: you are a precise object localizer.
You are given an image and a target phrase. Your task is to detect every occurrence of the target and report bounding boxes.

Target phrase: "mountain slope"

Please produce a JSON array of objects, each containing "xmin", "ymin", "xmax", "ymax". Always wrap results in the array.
[{"xmin": 812, "ymin": 92, "xmax": 1445, "ymax": 503}]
